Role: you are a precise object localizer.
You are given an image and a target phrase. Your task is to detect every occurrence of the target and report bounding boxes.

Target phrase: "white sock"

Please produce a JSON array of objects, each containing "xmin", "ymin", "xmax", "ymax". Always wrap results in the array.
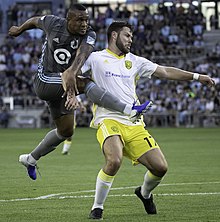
[
  {"xmin": 27, "ymin": 154, "xmax": 37, "ymax": 165},
  {"xmin": 123, "ymin": 104, "xmax": 132, "ymax": 115},
  {"xmin": 92, "ymin": 169, "xmax": 114, "ymax": 210},
  {"xmin": 141, "ymin": 171, "xmax": 163, "ymax": 199},
  {"xmin": 62, "ymin": 140, "xmax": 72, "ymax": 153}
]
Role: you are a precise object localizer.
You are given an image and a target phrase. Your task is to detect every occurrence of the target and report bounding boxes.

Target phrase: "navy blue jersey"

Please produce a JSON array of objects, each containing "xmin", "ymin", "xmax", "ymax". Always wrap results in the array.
[{"xmin": 37, "ymin": 15, "xmax": 96, "ymax": 73}]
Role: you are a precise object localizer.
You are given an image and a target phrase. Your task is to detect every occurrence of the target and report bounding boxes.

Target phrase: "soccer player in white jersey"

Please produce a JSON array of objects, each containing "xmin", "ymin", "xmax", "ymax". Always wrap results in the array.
[{"xmin": 74, "ymin": 21, "xmax": 215, "ymax": 220}]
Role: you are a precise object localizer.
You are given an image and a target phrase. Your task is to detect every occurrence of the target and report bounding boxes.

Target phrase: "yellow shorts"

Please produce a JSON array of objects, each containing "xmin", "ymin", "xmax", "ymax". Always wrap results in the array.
[{"xmin": 97, "ymin": 119, "xmax": 160, "ymax": 165}]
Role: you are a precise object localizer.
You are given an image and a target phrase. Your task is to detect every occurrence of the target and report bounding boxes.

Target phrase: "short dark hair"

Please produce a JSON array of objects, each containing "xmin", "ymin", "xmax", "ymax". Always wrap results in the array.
[
  {"xmin": 107, "ymin": 21, "xmax": 133, "ymax": 42},
  {"xmin": 67, "ymin": 4, "xmax": 87, "ymax": 20},
  {"xmin": 68, "ymin": 4, "xmax": 87, "ymax": 12}
]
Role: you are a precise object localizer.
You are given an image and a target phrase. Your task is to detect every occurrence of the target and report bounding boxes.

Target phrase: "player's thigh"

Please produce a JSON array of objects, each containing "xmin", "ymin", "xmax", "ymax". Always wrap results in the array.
[
  {"xmin": 97, "ymin": 119, "xmax": 124, "ymax": 161},
  {"xmin": 124, "ymin": 126, "xmax": 160, "ymax": 164},
  {"xmin": 34, "ymin": 73, "xmax": 64, "ymax": 101},
  {"xmin": 103, "ymin": 135, "xmax": 124, "ymax": 162}
]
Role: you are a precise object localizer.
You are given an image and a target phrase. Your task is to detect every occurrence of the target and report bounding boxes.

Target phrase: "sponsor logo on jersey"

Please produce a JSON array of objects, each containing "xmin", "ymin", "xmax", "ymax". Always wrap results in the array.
[
  {"xmin": 125, "ymin": 60, "xmax": 132, "ymax": 69},
  {"xmin": 54, "ymin": 48, "xmax": 71, "ymax": 64},
  {"xmin": 71, "ymin": 39, "xmax": 79, "ymax": 49},
  {"xmin": 105, "ymin": 71, "xmax": 130, "ymax": 78}
]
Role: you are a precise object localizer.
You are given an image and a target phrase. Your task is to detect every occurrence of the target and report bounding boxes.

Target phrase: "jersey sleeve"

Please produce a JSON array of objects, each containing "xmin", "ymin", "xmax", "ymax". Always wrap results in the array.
[
  {"xmin": 136, "ymin": 56, "xmax": 158, "ymax": 78},
  {"xmin": 37, "ymin": 15, "xmax": 57, "ymax": 36},
  {"xmin": 81, "ymin": 30, "xmax": 96, "ymax": 48}
]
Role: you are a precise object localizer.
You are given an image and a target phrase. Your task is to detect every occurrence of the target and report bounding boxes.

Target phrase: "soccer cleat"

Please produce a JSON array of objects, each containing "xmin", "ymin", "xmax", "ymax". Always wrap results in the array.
[
  {"xmin": 88, "ymin": 208, "xmax": 103, "ymax": 220},
  {"xmin": 61, "ymin": 151, "xmax": 69, "ymax": 155},
  {"xmin": 130, "ymin": 100, "xmax": 153, "ymax": 122},
  {"xmin": 134, "ymin": 186, "xmax": 157, "ymax": 214},
  {"xmin": 19, "ymin": 154, "xmax": 37, "ymax": 180}
]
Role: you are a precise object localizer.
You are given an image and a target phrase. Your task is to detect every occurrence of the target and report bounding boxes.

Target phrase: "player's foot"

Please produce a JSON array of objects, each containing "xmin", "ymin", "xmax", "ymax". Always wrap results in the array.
[
  {"xmin": 134, "ymin": 186, "xmax": 157, "ymax": 214},
  {"xmin": 130, "ymin": 100, "xmax": 153, "ymax": 122},
  {"xmin": 61, "ymin": 150, "xmax": 69, "ymax": 155},
  {"xmin": 88, "ymin": 208, "xmax": 103, "ymax": 220},
  {"xmin": 19, "ymin": 154, "xmax": 37, "ymax": 180}
]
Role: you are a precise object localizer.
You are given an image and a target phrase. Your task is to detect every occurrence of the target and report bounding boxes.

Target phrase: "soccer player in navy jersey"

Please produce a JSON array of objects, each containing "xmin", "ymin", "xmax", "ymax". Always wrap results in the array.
[{"xmin": 8, "ymin": 4, "xmax": 151, "ymax": 180}]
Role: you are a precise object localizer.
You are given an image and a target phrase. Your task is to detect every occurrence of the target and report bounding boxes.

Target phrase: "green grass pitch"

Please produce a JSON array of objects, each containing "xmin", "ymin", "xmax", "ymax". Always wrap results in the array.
[{"xmin": 0, "ymin": 127, "xmax": 220, "ymax": 222}]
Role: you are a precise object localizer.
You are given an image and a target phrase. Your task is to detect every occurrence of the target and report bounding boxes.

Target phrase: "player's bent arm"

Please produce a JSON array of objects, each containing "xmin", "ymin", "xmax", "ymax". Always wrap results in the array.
[
  {"xmin": 153, "ymin": 65, "xmax": 215, "ymax": 87},
  {"xmin": 8, "ymin": 16, "xmax": 41, "ymax": 37},
  {"xmin": 68, "ymin": 43, "xmax": 94, "ymax": 76}
]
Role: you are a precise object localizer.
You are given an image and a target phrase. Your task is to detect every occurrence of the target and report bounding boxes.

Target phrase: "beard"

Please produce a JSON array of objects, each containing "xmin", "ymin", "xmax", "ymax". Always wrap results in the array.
[{"xmin": 116, "ymin": 36, "xmax": 130, "ymax": 54}]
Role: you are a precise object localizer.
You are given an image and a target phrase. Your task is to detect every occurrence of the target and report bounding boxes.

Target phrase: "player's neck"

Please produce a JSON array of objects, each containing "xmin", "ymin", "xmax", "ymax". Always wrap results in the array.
[{"xmin": 107, "ymin": 46, "xmax": 125, "ymax": 57}]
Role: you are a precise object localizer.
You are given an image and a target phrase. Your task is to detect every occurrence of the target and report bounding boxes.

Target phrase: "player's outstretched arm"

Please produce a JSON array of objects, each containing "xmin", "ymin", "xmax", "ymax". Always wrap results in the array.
[
  {"xmin": 153, "ymin": 65, "xmax": 215, "ymax": 87},
  {"xmin": 8, "ymin": 16, "xmax": 41, "ymax": 37}
]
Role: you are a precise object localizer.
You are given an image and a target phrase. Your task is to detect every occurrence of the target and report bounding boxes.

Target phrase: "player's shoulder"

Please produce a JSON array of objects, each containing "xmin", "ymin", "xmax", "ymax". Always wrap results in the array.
[
  {"xmin": 40, "ymin": 15, "xmax": 65, "ymax": 25},
  {"xmin": 89, "ymin": 49, "xmax": 106, "ymax": 61},
  {"xmin": 127, "ymin": 52, "xmax": 150, "ymax": 63},
  {"xmin": 91, "ymin": 49, "xmax": 106, "ymax": 56},
  {"xmin": 125, "ymin": 52, "xmax": 141, "ymax": 62}
]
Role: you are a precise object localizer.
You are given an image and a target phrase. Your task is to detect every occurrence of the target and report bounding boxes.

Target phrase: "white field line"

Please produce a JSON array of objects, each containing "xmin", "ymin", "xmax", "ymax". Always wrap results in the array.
[{"xmin": 1, "ymin": 181, "xmax": 220, "ymax": 203}]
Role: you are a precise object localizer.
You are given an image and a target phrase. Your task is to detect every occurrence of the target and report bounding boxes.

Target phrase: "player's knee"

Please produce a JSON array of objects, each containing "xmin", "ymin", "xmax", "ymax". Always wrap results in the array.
[
  {"xmin": 154, "ymin": 163, "xmax": 168, "ymax": 177},
  {"xmin": 58, "ymin": 127, "xmax": 74, "ymax": 138},
  {"xmin": 106, "ymin": 158, "xmax": 122, "ymax": 173}
]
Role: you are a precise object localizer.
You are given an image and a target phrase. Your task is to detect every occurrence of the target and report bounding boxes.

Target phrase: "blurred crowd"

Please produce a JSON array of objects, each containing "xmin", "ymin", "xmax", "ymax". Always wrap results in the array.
[{"xmin": 0, "ymin": 2, "xmax": 220, "ymax": 127}]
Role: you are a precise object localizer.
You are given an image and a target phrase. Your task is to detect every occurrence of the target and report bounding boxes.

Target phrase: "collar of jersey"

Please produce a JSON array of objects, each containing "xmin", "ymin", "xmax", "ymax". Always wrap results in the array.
[{"xmin": 106, "ymin": 48, "xmax": 125, "ymax": 59}]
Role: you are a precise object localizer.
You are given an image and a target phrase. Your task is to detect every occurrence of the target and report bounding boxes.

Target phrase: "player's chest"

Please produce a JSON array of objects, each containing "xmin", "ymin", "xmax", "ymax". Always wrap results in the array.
[
  {"xmin": 97, "ymin": 57, "xmax": 136, "ymax": 79},
  {"xmin": 48, "ymin": 34, "xmax": 82, "ymax": 52}
]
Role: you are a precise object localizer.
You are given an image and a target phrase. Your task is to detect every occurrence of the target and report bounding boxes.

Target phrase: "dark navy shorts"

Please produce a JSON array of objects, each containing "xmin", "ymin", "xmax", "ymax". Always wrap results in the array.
[{"xmin": 34, "ymin": 72, "xmax": 74, "ymax": 120}]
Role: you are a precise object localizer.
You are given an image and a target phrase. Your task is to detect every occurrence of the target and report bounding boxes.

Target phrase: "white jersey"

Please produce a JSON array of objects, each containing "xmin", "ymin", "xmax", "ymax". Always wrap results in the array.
[{"xmin": 81, "ymin": 49, "xmax": 158, "ymax": 128}]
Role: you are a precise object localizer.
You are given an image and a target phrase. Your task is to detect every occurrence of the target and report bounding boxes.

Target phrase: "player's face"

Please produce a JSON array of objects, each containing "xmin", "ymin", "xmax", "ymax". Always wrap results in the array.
[
  {"xmin": 67, "ymin": 9, "xmax": 89, "ymax": 35},
  {"xmin": 116, "ymin": 27, "xmax": 133, "ymax": 54}
]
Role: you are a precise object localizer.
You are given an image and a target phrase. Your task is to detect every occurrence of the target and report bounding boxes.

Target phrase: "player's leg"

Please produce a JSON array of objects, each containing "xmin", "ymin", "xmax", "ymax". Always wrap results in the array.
[
  {"xmin": 135, "ymin": 148, "xmax": 168, "ymax": 214},
  {"xmin": 89, "ymin": 120, "xmax": 124, "ymax": 220},
  {"xmin": 62, "ymin": 137, "xmax": 72, "ymax": 155},
  {"xmin": 124, "ymin": 126, "xmax": 167, "ymax": 214},
  {"xmin": 19, "ymin": 113, "xmax": 75, "ymax": 180},
  {"xmin": 62, "ymin": 111, "xmax": 76, "ymax": 155},
  {"xmin": 19, "ymin": 73, "xmax": 75, "ymax": 180}
]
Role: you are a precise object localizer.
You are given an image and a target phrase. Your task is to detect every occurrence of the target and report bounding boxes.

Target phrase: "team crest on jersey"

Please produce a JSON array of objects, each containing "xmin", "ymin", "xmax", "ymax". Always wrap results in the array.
[
  {"xmin": 71, "ymin": 39, "xmax": 79, "ymax": 49},
  {"xmin": 125, "ymin": 60, "xmax": 132, "ymax": 69},
  {"xmin": 111, "ymin": 126, "xmax": 119, "ymax": 133}
]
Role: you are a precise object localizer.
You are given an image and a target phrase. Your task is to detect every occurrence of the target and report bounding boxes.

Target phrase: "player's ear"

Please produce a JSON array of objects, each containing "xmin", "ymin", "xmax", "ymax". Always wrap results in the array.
[{"xmin": 112, "ymin": 31, "xmax": 118, "ymax": 41}]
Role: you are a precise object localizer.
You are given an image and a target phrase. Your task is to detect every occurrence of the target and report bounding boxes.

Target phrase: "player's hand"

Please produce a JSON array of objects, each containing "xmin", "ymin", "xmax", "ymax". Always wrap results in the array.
[
  {"xmin": 199, "ymin": 75, "xmax": 215, "ymax": 88},
  {"xmin": 62, "ymin": 68, "xmax": 79, "ymax": 95},
  {"xmin": 63, "ymin": 89, "xmax": 79, "ymax": 110},
  {"xmin": 8, "ymin": 26, "xmax": 21, "ymax": 37}
]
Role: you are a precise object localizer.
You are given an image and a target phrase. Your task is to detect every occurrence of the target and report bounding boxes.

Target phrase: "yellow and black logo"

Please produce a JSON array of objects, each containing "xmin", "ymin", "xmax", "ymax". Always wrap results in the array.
[
  {"xmin": 111, "ymin": 126, "xmax": 119, "ymax": 133},
  {"xmin": 125, "ymin": 60, "xmax": 132, "ymax": 69}
]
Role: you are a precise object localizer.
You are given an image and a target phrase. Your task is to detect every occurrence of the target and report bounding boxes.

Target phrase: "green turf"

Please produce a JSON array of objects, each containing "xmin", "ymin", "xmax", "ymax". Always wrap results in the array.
[{"xmin": 0, "ymin": 127, "xmax": 220, "ymax": 222}]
